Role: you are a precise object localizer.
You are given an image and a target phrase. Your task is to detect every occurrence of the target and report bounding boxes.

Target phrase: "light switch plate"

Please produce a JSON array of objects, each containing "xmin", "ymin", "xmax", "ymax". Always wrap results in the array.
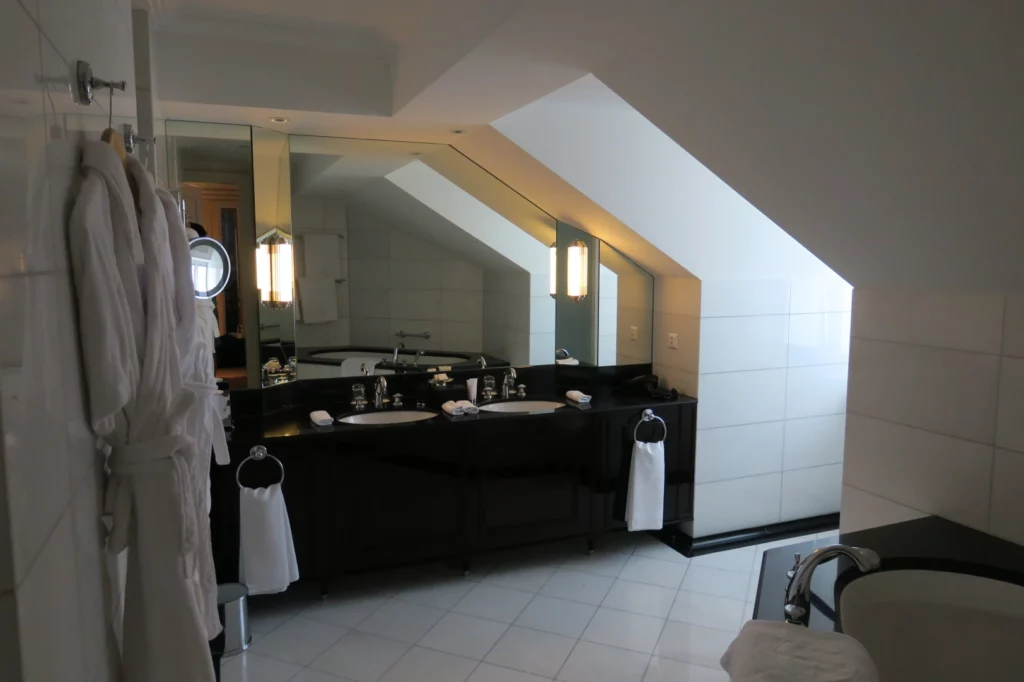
[
  {"xmin": 668, "ymin": 333, "xmax": 678, "ymax": 349},
  {"xmin": 630, "ymin": 325, "xmax": 638, "ymax": 341}
]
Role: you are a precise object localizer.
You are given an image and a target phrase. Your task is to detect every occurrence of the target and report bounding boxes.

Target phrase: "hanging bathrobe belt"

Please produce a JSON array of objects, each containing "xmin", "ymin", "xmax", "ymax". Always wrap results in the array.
[{"xmin": 106, "ymin": 433, "xmax": 198, "ymax": 571}]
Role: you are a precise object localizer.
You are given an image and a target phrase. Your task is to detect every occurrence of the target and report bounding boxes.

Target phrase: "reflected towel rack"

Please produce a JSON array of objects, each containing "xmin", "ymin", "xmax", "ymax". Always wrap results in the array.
[
  {"xmin": 634, "ymin": 409, "xmax": 667, "ymax": 443},
  {"xmin": 395, "ymin": 330, "xmax": 431, "ymax": 339},
  {"xmin": 236, "ymin": 445, "xmax": 285, "ymax": 489}
]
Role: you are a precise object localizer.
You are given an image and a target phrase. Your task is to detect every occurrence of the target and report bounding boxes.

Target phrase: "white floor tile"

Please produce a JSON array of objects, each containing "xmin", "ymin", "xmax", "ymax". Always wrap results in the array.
[
  {"xmin": 560, "ymin": 551, "xmax": 631, "ymax": 578},
  {"xmin": 378, "ymin": 646, "xmax": 478, "ymax": 682},
  {"xmin": 601, "ymin": 580, "xmax": 677, "ymax": 618},
  {"xmin": 482, "ymin": 563, "xmax": 559, "ymax": 592},
  {"xmin": 643, "ymin": 656, "xmax": 729, "ymax": 682},
  {"xmin": 690, "ymin": 546, "xmax": 756, "ymax": 573},
  {"xmin": 514, "ymin": 595, "xmax": 597, "ymax": 638},
  {"xmin": 454, "ymin": 584, "xmax": 535, "ymax": 623},
  {"xmin": 221, "ymin": 652, "xmax": 304, "ymax": 682},
  {"xmin": 746, "ymin": 570, "xmax": 761, "ymax": 603},
  {"xmin": 679, "ymin": 566, "xmax": 749, "ymax": 600},
  {"xmin": 310, "ymin": 631, "xmax": 410, "ymax": 682},
  {"xmin": 249, "ymin": 616, "xmax": 349, "ymax": 666},
  {"xmin": 395, "ymin": 578, "xmax": 476, "ymax": 610},
  {"xmin": 556, "ymin": 640, "xmax": 650, "ymax": 682},
  {"xmin": 356, "ymin": 599, "xmax": 446, "ymax": 643},
  {"xmin": 668, "ymin": 592, "xmax": 745, "ymax": 632},
  {"xmin": 291, "ymin": 670, "xmax": 352, "ymax": 682},
  {"xmin": 485, "ymin": 626, "xmax": 577, "ymax": 678},
  {"xmin": 468, "ymin": 663, "xmax": 553, "ymax": 682},
  {"xmin": 301, "ymin": 593, "xmax": 390, "ymax": 629},
  {"xmin": 539, "ymin": 569, "xmax": 615, "ymax": 605},
  {"xmin": 418, "ymin": 612, "xmax": 509, "ymax": 659},
  {"xmin": 654, "ymin": 621, "xmax": 736, "ymax": 669},
  {"xmin": 631, "ymin": 542, "xmax": 690, "ymax": 565},
  {"xmin": 619, "ymin": 556, "xmax": 688, "ymax": 589},
  {"xmin": 581, "ymin": 607, "xmax": 665, "ymax": 654}
]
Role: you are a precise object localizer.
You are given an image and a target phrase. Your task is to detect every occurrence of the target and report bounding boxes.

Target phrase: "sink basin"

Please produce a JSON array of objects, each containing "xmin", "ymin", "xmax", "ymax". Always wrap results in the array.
[
  {"xmin": 478, "ymin": 400, "xmax": 565, "ymax": 413},
  {"xmin": 840, "ymin": 569, "xmax": 1024, "ymax": 681},
  {"xmin": 338, "ymin": 410, "xmax": 438, "ymax": 425}
]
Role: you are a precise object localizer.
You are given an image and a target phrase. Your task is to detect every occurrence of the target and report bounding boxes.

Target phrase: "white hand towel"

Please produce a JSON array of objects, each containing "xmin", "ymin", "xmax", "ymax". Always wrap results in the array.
[
  {"xmin": 455, "ymin": 400, "xmax": 479, "ymax": 415},
  {"xmin": 721, "ymin": 620, "xmax": 880, "ymax": 682},
  {"xmin": 556, "ymin": 357, "xmax": 580, "ymax": 365},
  {"xmin": 303, "ymin": 233, "xmax": 342, "ymax": 279},
  {"xmin": 239, "ymin": 483, "xmax": 299, "ymax": 595},
  {"xmin": 310, "ymin": 410, "xmax": 333, "ymax": 426},
  {"xmin": 566, "ymin": 390, "xmax": 592, "ymax": 404},
  {"xmin": 442, "ymin": 400, "xmax": 465, "ymax": 416},
  {"xmin": 297, "ymin": 277, "xmax": 338, "ymax": 324},
  {"xmin": 625, "ymin": 440, "xmax": 665, "ymax": 531}
]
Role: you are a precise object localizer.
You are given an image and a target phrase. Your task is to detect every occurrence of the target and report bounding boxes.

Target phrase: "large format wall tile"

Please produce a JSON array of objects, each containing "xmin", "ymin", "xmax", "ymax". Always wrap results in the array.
[
  {"xmin": 787, "ymin": 313, "xmax": 851, "ymax": 367},
  {"xmin": 696, "ymin": 369, "xmax": 786, "ymax": 429},
  {"xmin": 693, "ymin": 474, "xmax": 782, "ymax": 537},
  {"xmin": 698, "ymin": 315, "xmax": 788, "ymax": 374},
  {"xmin": 695, "ymin": 421, "xmax": 784, "ymax": 483},
  {"xmin": 700, "ymin": 279, "xmax": 789, "ymax": 318},
  {"xmin": 990, "ymin": 449, "xmax": 1024, "ymax": 545},
  {"xmin": 783, "ymin": 414, "xmax": 846, "ymax": 470},
  {"xmin": 785, "ymin": 363, "xmax": 848, "ymax": 419},
  {"xmin": 839, "ymin": 485, "xmax": 926, "ymax": 534},
  {"xmin": 996, "ymin": 357, "xmax": 1024, "ymax": 453},
  {"xmin": 780, "ymin": 464, "xmax": 843, "ymax": 521}
]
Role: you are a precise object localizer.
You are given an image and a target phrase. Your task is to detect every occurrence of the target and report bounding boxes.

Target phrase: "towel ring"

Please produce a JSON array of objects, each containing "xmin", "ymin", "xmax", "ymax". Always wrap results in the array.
[
  {"xmin": 634, "ymin": 409, "xmax": 667, "ymax": 443},
  {"xmin": 236, "ymin": 445, "xmax": 285, "ymax": 489}
]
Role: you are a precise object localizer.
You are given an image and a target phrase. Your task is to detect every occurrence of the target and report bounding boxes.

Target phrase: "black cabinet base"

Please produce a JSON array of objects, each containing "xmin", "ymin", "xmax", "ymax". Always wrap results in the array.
[{"xmin": 657, "ymin": 513, "xmax": 840, "ymax": 558}]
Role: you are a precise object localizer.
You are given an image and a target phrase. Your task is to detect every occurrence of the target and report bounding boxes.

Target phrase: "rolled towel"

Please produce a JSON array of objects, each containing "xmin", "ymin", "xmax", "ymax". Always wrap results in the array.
[
  {"xmin": 721, "ymin": 620, "xmax": 880, "ymax": 682},
  {"xmin": 556, "ymin": 357, "xmax": 580, "ymax": 365},
  {"xmin": 566, "ymin": 390, "xmax": 592, "ymax": 404},
  {"xmin": 442, "ymin": 401, "xmax": 465, "ymax": 416},
  {"xmin": 310, "ymin": 410, "xmax": 334, "ymax": 426},
  {"xmin": 455, "ymin": 400, "xmax": 479, "ymax": 415}
]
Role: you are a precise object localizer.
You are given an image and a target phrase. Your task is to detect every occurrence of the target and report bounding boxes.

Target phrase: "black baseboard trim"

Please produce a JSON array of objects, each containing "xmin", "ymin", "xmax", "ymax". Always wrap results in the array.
[{"xmin": 654, "ymin": 513, "xmax": 840, "ymax": 558}]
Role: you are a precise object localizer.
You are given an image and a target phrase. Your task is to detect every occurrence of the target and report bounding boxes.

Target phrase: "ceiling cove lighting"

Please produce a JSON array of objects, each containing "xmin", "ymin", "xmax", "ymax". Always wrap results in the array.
[
  {"xmin": 256, "ymin": 227, "xmax": 293, "ymax": 309},
  {"xmin": 549, "ymin": 242, "xmax": 557, "ymax": 298},
  {"xmin": 566, "ymin": 239, "xmax": 588, "ymax": 302}
]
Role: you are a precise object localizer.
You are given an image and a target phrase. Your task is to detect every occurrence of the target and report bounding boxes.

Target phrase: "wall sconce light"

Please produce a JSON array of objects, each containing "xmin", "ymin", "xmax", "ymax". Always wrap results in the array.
[
  {"xmin": 256, "ymin": 227, "xmax": 293, "ymax": 309},
  {"xmin": 566, "ymin": 239, "xmax": 588, "ymax": 301},
  {"xmin": 549, "ymin": 242, "xmax": 557, "ymax": 298}
]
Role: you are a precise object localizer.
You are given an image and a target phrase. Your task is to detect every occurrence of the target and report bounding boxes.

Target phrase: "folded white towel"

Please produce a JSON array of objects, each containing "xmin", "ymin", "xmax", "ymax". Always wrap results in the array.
[
  {"xmin": 310, "ymin": 410, "xmax": 333, "ymax": 426},
  {"xmin": 297, "ymin": 277, "xmax": 338, "ymax": 324},
  {"xmin": 721, "ymin": 620, "xmax": 880, "ymax": 682},
  {"xmin": 625, "ymin": 440, "xmax": 664, "ymax": 531},
  {"xmin": 566, "ymin": 390, "xmax": 591, "ymax": 403},
  {"xmin": 556, "ymin": 357, "xmax": 580, "ymax": 365},
  {"xmin": 239, "ymin": 483, "xmax": 299, "ymax": 595},
  {"xmin": 442, "ymin": 400, "xmax": 464, "ymax": 416},
  {"xmin": 455, "ymin": 400, "xmax": 479, "ymax": 415}
]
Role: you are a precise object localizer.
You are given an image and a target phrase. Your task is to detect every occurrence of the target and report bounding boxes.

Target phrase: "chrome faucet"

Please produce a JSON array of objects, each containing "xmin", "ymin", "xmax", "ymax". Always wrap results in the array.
[
  {"xmin": 501, "ymin": 367, "xmax": 517, "ymax": 399},
  {"xmin": 412, "ymin": 349, "xmax": 426, "ymax": 366},
  {"xmin": 374, "ymin": 376, "xmax": 389, "ymax": 409},
  {"xmin": 477, "ymin": 356, "xmax": 487, "ymax": 369},
  {"xmin": 784, "ymin": 544, "xmax": 881, "ymax": 626}
]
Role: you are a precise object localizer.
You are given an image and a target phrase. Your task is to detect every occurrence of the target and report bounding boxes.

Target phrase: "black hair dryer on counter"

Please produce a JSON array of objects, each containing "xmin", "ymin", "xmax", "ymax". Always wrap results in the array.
[{"xmin": 626, "ymin": 374, "xmax": 678, "ymax": 401}]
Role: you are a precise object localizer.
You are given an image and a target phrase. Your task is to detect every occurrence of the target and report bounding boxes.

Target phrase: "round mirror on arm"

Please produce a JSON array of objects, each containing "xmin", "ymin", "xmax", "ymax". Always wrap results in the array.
[{"xmin": 190, "ymin": 236, "xmax": 231, "ymax": 299}]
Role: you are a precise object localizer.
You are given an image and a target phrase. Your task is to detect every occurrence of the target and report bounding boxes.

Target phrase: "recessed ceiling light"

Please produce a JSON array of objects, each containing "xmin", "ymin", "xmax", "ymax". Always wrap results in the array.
[
  {"xmin": 452, "ymin": 129, "xmax": 465, "ymax": 134},
  {"xmin": 270, "ymin": 116, "xmax": 289, "ymax": 123},
  {"xmin": 411, "ymin": 152, "xmax": 421, "ymax": 156}
]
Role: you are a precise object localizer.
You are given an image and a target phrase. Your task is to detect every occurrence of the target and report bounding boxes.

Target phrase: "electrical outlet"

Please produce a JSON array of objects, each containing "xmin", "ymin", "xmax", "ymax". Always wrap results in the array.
[
  {"xmin": 668, "ymin": 333, "xmax": 678, "ymax": 349},
  {"xmin": 630, "ymin": 325, "xmax": 639, "ymax": 341}
]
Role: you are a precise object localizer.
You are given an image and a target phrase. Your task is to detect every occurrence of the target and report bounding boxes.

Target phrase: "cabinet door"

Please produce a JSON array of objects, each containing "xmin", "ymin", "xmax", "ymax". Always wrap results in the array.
[
  {"xmin": 471, "ymin": 412, "xmax": 594, "ymax": 550},
  {"xmin": 340, "ymin": 429, "xmax": 466, "ymax": 569}
]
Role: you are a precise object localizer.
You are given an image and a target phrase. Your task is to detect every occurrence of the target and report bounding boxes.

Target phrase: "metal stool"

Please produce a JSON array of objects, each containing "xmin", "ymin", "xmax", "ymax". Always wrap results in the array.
[{"xmin": 217, "ymin": 583, "xmax": 250, "ymax": 656}]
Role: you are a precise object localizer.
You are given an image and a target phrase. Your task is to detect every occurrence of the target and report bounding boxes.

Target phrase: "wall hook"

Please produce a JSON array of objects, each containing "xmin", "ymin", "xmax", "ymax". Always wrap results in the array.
[{"xmin": 73, "ymin": 60, "xmax": 126, "ymax": 106}]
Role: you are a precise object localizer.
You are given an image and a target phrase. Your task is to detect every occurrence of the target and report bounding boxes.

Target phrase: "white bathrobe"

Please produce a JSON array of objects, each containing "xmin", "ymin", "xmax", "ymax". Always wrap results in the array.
[{"xmin": 69, "ymin": 141, "xmax": 215, "ymax": 682}]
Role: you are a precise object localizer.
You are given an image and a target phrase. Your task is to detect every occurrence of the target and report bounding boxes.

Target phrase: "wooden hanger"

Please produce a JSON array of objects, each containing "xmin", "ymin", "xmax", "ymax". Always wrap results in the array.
[{"xmin": 100, "ymin": 87, "xmax": 127, "ymax": 164}]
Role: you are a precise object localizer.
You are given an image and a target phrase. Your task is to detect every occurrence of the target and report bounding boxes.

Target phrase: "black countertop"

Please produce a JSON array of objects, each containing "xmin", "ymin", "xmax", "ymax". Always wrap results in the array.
[
  {"xmin": 754, "ymin": 516, "xmax": 1024, "ymax": 631},
  {"xmin": 230, "ymin": 388, "xmax": 696, "ymax": 443}
]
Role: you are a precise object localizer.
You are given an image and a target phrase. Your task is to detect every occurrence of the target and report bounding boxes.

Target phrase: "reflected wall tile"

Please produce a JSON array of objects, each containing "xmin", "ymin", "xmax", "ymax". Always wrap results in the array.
[{"xmin": 0, "ymin": 590, "xmax": 21, "ymax": 678}]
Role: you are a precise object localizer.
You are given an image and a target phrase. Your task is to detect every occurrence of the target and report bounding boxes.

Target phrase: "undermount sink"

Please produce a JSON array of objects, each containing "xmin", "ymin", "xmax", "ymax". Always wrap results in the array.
[
  {"xmin": 840, "ymin": 569, "xmax": 1024, "ymax": 681},
  {"xmin": 478, "ymin": 400, "xmax": 565, "ymax": 413},
  {"xmin": 338, "ymin": 410, "xmax": 438, "ymax": 425}
]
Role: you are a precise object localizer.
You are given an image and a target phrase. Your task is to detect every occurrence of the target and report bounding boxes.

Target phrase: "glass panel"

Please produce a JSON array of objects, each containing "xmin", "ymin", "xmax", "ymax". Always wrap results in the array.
[{"xmin": 554, "ymin": 222, "xmax": 599, "ymax": 366}]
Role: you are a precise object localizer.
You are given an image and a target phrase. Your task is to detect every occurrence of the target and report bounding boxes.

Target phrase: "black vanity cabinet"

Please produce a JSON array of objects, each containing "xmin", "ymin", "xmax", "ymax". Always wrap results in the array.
[{"xmin": 466, "ymin": 411, "xmax": 596, "ymax": 551}]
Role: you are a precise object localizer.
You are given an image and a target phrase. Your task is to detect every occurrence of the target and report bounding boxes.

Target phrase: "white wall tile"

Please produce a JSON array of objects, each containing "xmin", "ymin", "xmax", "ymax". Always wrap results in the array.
[
  {"xmin": 852, "ymin": 290, "xmax": 1004, "ymax": 354},
  {"xmin": 348, "ymin": 225, "xmax": 391, "ymax": 259},
  {"xmin": 839, "ymin": 485, "xmax": 927, "ymax": 534},
  {"xmin": 72, "ymin": 467, "xmax": 117, "ymax": 681},
  {"xmin": 700, "ymin": 279, "xmax": 789, "ymax": 318},
  {"xmin": 529, "ymin": 332, "xmax": 555, "ymax": 365},
  {"xmin": 442, "ymin": 261, "xmax": 484, "ymax": 291},
  {"xmin": 996, "ymin": 357, "xmax": 1024, "ymax": 453},
  {"xmin": 1003, "ymin": 295, "xmax": 1024, "ymax": 359},
  {"xmin": 390, "ymin": 260, "xmax": 442, "ymax": 290},
  {"xmin": 697, "ymin": 369, "xmax": 786, "ymax": 429},
  {"xmin": 784, "ymin": 414, "xmax": 846, "ymax": 470},
  {"xmin": 351, "ymin": 318, "xmax": 392, "ymax": 347},
  {"xmin": 653, "ymin": 312, "xmax": 700, "ymax": 373},
  {"xmin": 441, "ymin": 291, "xmax": 484, "ymax": 323},
  {"xmin": 388, "ymin": 320, "xmax": 442, "ymax": 350},
  {"xmin": 785, "ymin": 363, "xmax": 848, "ymax": 419},
  {"xmin": 349, "ymin": 259, "xmax": 389, "ymax": 289},
  {"xmin": 350, "ymin": 289, "xmax": 390, "ymax": 320},
  {"xmin": 693, "ymin": 474, "xmax": 782, "ymax": 537},
  {"xmin": 529, "ymin": 295, "xmax": 556, "ymax": 334},
  {"xmin": 598, "ymin": 296, "xmax": 617, "ymax": 337},
  {"xmin": 788, "ymin": 313, "xmax": 851, "ymax": 367},
  {"xmin": 695, "ymin": 421, "xmax": 784, "ymax": 483},
  {"xmin": 989, "ymin": 449, "xmax": 1024, "ymax": 545},
  {"xmin": 780, "ymin": 464, "xmax": 843, "ymax": 521},
  {"xmin": 698, "ymin": 315, "xmax": 788, "ymax": 373},
  {"xmin": 598, "ymin": 336, "xmax": 617, "ymax": 366},
  {"xmin": 655, "ymin": 365, "xmax": 699, "ymax": 398},
  {"xmin": 654, "ymin": 277, "xmax": 701, "ymax": 316},
  {"xmin": 843, "ymin": 415, "xmax": 994, "ymax": 530},
  {"xmin": 529, "ymin": 272, "xmax": 549, "ymax": 297},
  {"xmin": 847, "ymin": 338, "xmax": 998, "ymax": 442},
  {"xmin": 390, "ymin": 290, "xmax": 440, "ymax": 321},
  {"xmin": 442, "ymin": 321, "xmax": 484, "ymax": 352},
  {"xmin": 790, "ymin": 278, "xmax": 852, "ymax": 314},
  {"xmin": 291, "ymin": 197, "xmax": 324, "ymax": 232},
  {"xmin": 390, "ymin": 233, "xmax": 444, "ymax": 260}
]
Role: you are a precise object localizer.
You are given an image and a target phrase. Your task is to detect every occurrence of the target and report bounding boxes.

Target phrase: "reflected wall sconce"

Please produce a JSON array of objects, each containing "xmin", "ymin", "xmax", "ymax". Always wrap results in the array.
[
  {"xmin": 256, "ymin": 227, "xmax": 293, "ymax": 309},
  {"xmin": 549, "ymin": 242, "xmax": 557, "ymax": 298},
  {"xmin": 566, "ymin": 239, "xmax": 589, "ymax": 302}
]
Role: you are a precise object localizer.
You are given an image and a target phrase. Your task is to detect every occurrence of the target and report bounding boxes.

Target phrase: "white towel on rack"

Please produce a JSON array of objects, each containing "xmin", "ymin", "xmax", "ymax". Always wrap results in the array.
[
  {"xmin": 625, "ymin": 440, "xmax": 665, "ymax": 531},
  {"xmin": 297, "ymin": 277, "xmax": 338, "ymax": 324},
  {"xmin": 303, "ymin": 234, "xmax": 342, "ymax": 279},
  {"xmin": 239, "ymin": 483, "xmax": 299, "ymax": 595}
]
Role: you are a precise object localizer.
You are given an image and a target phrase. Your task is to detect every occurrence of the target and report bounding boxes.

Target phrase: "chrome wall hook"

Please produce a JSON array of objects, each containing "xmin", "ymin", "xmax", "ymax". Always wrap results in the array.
[
  {"xmin": 73, "ymin": 60, "xmax": 126, "ymax": 106},
  {"xmin": 122, "ymin": 123, "xmax": 156, "ymax": 154}
]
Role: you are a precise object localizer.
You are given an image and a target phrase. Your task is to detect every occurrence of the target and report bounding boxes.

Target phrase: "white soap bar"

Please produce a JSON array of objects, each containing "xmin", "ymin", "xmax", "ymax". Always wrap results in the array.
[{"xmin": 310, "ymin": 410, "xmax": 334, "ymax": 426}]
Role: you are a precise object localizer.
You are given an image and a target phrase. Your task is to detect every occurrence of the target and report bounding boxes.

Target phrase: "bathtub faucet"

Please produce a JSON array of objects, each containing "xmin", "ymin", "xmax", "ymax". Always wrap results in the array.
[{"xmin": 784, "ymin": 544, "xmax": 881, "ymax": 626}]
